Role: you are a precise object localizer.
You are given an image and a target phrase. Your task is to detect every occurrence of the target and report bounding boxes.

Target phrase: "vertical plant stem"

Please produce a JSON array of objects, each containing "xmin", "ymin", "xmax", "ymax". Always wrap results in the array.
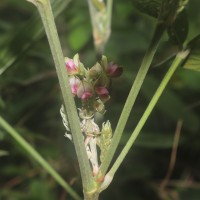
[
  {"xmin": 108, "ymin": 50, "xmax": 189, "ymax": 177},
  {"xmin": 99, "ymin": 22, "xmax": 166, "ymax": 177},
  {"xmin": 26, "ymin": 0, "xmax": 96, "ymax": 193},
  {"xmin": 0, "ymin": 115, "xmax": 81, "ymax": 200},
  {"xmin": 87, "ymin": 0, "xmax": 112, "ymax": 55},
  {"xmin": 160, "ymin": 119, "xmax": 183, "ymax": 190},
  {"xmin": 84, "ymin": 191, "xmax": 99, "ymax": 200}
]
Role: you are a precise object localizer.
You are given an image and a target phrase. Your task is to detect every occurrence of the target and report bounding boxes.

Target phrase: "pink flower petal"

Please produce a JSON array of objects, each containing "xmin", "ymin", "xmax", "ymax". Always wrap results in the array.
[
  {"xmin": 65, "ymin": 58, "xmax": 79, "ymax": 75},
  {"xmin": 81, "ymin": 91, "xmax": 93, "ymax": 101},
  {"xmin": 77, "ymin": 81, "xmax": 94, "ymax": 101},
  {"xmin": 69, "ymin": 76, "xmax": 80, "ymax": 95},
  {"xmin": 95, "ymin": 87, "xmax": 109, "ymax": 96},
  {"xmin": 106, "ymin": 63, "xmax": 123, "ymax": 77}
]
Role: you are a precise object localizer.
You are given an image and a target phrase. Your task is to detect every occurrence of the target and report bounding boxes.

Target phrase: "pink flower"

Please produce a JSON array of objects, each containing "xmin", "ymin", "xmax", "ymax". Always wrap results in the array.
[
  {"xmin": 69, "ymin": 76, "xmax": 80, "ymax": 96},
  {"xmin": 77, "ymin": 81, "xmax": 94, "ymax": 101},
  {"xmin": 95, "ymin": 87, "xmax": 110, "ymax": 102},
  {"xmin": 106, "ymin": 62, "xmax": 123, "ymax": 77},
  {"xmin": 65, "ymin": 58, "xmax": 79, "ymax": 75},
  {"xmin": 80, "ymin": 91, "xmax": 93, "ymax": 101},
  {"xmin": 95, "ymin": 87, "xmax": 109, "ymax": 96}
]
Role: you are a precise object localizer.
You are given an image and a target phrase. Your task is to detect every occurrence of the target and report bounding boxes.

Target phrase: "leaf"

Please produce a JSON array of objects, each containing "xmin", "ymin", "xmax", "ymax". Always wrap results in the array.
[
  {"xmin": 159, "ymin": 0, "xmax": 181, "ymax": 26},
  {"xmin": 177, "ymin": 0, "xmax": 189, "ymax": 13},
  {"xmin": 167, "ymin": 10, "xmax": 189, "ymax": 46},
  {"xmin": 183, "ymin": 34, "xmax": 200, "ymax": 72},
  {"xmin": 132, "ymin": 0, "xmax": 161, "ymax": 18},
  {"xmin": 133, "ymin": 0, "xmax": 189, "ymax": 28}
]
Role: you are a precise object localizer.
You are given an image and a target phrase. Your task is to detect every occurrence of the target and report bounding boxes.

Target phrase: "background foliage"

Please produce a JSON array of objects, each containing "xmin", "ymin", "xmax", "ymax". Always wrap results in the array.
[{"xmin": 0, "ymin": 0, "xmax": 200, "ymax": 199}]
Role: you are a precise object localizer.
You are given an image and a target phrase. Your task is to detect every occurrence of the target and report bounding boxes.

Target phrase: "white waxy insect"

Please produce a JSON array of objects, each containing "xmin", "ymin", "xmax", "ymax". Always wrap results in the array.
[
  {"xmin": 60, "ymin": 105, "xmax": 72, "ymax": 140},
  {"xmin": 60, "ymin": 104, "xmax": 101, "ymax": 175}
]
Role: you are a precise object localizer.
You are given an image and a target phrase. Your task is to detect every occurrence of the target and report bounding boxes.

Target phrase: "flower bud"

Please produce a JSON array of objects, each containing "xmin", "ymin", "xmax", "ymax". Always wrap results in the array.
[
  {"xmin": 100, "ymin": 55, "xmax": 108, "ymax": 71},
  {"xmin": 65, "ymin": 58, "xmax": 79, "ymax": 75},
  {"xmin": 77, "ymin": 81, "xmax": 94, "ymax": 101},
  {"xmin": 94, "ymin": 100, "xmax": 105, "ymax": 114},
  {"xmin": 88, "ymin": 63, "xmax": 103, "ymax": 80},
  {"xmin": 80, "ymin": 91, "xmax": 93, "ymax": 101},
  {"xmin": 73, "ymin": 54, "xmax": 86, "ymax": 76},
  {"xmin": 106, "ymin": 62, "xmax": 123, "ymax": 77},
  {"xmin": 69, "ymin": 76, "xmax": 80, "ymax": 96},
  {"xmin": 95, "ymin": 87, "xmax": 110, "ymax": 102},
  {"xmin": 100, "ymin": 121, "xmax": 112, "ymax": 163}
]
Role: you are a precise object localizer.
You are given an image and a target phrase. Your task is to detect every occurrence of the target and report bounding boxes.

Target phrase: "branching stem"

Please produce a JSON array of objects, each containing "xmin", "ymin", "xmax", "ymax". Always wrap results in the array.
[
  {"xmin": 99, "ymin": 22, "xmax": 166, "ymax": 177},
  {"xmin": 108, "ymin": 50, "xmax": 189, "ymax": 178}
]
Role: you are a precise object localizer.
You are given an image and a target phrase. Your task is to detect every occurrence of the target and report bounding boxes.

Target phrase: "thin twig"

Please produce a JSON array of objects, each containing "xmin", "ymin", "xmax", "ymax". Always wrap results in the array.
[{"xmin": 160, "ymin": 119, "xmax": 183, "ymax": 190}]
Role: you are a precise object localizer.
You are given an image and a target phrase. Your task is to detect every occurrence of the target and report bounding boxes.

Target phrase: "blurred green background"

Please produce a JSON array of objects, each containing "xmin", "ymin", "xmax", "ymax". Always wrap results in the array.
[{"xmin": 0, "ymin": 0, "xmax": 200, "ymax": 199}]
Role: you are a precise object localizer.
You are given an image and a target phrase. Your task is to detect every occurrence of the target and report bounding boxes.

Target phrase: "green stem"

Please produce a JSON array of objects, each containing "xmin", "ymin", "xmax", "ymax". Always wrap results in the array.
[
  {"xmin": 87, "ymin": 0, "xmax": 112, "ymax": 55},
  {"xmin": 0, "ymin": 115, "xmax": 81, "ymax": 200},
  {"xmin": 99, "ymin": 22, "xmax": 166, "ymax": 177},
  {"xmin": 26, "ymin": 0, "xmax": 95, "ymax": 192},
  {"xmin": 108, "ymin": 50, "xmax": 189, "ymax": 177},
  {"xmin": 84, "ymin": 191, "xmax": 100, "ymax": 200}
]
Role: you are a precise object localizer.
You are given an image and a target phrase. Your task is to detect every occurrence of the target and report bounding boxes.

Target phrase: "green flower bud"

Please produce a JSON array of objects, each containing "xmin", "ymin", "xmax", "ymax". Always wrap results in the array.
[
  {"xmin": 100, "ymin": 55, "xmax": 108, "ymax": 71},
  {"xmin": 100, "ymin": 121, "xmax": 112, "ymax": 163},
  {"xmin": 88, "ymin": 62, "xmax": 103, "ymax": 80},
  {"xmin": 73, "ymin": 54, "xmax": 86, "ymax": 76},
  {"xmin": 94, "ymin": 100, "xmax": 106, "ymax": 114}
]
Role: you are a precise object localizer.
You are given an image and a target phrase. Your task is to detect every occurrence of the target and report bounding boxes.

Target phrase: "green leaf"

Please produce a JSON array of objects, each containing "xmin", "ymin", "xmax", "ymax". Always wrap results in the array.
[
  {"xmin": 177, "ymin": 0, "xmax": 189, "ymax": 13},
  {"xmin": 159, "ymin": 0, "xmax": 180, "ymax": 26},
  {"xmin": 167, "ymin": 10, "xmax": 189, "ymax": 46},
  {"xmin": 132, "ymin": 0, "xmax": 161, "ymax": 18},
  {"xmin": 133, "ymin": 0, "xmax": 189, "ymax": 25},
  {"xmin": 183, "ymin": 34, "xmax": 200, "ymax": 72}
]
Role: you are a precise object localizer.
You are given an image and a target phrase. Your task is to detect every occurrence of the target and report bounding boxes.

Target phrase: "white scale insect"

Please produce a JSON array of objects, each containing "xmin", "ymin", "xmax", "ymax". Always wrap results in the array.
[
  {"xmin": 60, "ymin": 104, "xmax": 100, "ymax": 175},
  {"xmin": 60, "ymin": 105, "xmax": 72, "ymax": 140}
]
